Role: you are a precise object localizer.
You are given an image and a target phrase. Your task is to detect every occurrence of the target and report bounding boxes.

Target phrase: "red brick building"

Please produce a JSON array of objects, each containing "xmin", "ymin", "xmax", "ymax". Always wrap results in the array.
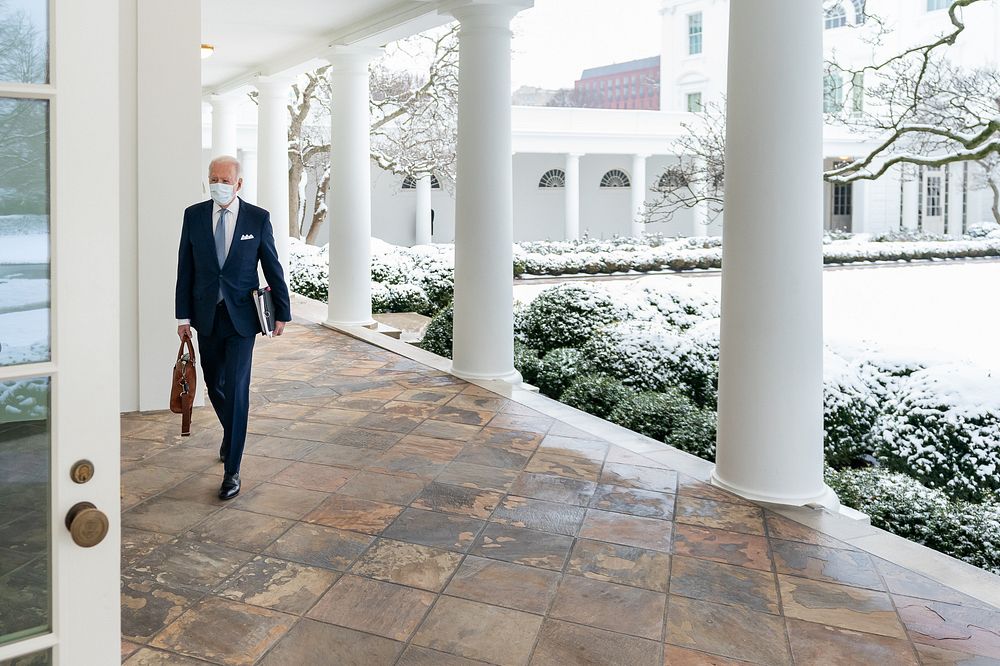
[{"xmin": 573, "ymin": 55, "xmax": 661, "ymax": 110}]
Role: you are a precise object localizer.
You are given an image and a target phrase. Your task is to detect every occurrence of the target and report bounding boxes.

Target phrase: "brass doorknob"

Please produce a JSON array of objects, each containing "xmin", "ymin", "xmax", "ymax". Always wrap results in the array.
[{"xmin": 65, "ymin": 502, "xmax": 109, "ymax": 548}]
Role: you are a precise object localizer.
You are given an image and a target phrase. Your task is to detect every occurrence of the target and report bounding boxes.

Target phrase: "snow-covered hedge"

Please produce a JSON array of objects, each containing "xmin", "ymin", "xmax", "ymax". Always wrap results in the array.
[
  {"xmin": 877, "ymin": 364, "xmax": 1000, "ymax": 502},
  {"xmin": 608, "ymin": 389, "xmax": 717, "ymax": 460},
  {"xmin": 419, "ymin": 304, "xmax": 453, "ymax": 358},
  {"xmin": 561, "ymin": 374, "xmax": 632, "ymax": 419},
  {"xmin": 823, "ymin": 352, "xmax": 882, "ymax": 468},
  {"xmin": 513, "ymin": 342, "xmax": 543, "ymax": 385},
  {"xmin": 535, "ymin": 348, "xmax": 585, "ymax": 398},
  {"xmin": 1, "ymin": 378, "xmax": 49, "ymax": 422},
  {"xmin": 520, "ymin": 283, "xmax": 626, "ymax": 352}
]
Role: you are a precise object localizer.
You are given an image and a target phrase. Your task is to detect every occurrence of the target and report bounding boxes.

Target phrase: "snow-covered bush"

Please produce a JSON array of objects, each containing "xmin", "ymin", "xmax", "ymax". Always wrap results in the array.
[
  {"xmin": 932, "ymin": 499, "xmax": 1000, "ymax": 575},
  {"xmin": 878, "ymin": 364, "xmax": 1000, "ymax": 502},
  {"xmin": 0, "ymin": 378, "xmax": 49, "ymax": 422},
  {"xmin": 966, "ymin": 222, "xmax": 1000, "ymax": 239},
  {"xmin": 535, "ymin": 348, "xmax": 585, "ymax": 398},
  {"xmin": 639, "ymin": 284, "xmax": 719, "ymax": 331},
  {"xmin": 419, "ymin": 304, "xmax": 453, "ymax": 359},
  {"xmin": 581, "ymin": 321, "xmax": 718, "ymax": 408},
  {"xmin": 520, "ymin": 283, "xmax": 626, "ymax": 352},
  {"xmin": 288, "ymin": 240, "xmax": 329, "ymax": 302},
  {"xmin": 670, "ymin": 407, "xmax": 718, "ymax": 460},
  {"xmin": 561, "ymin": 374, "xmax": 631, "ymax": 419},
  {"xmin": 823, "ymin": 352, "xmax": 882, "ymax": 467},
  {"xmin": 371, "ymin": 282, "xmax": 432, "ymax": 315},
  {"xmin": 513, "ymin": 342, "xmax": 543, "ymax": 385}
]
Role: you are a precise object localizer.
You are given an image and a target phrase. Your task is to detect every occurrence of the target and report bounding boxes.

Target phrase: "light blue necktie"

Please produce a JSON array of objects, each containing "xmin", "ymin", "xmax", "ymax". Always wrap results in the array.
[{"xmin": 215, "ymin": 208, "xmax": 227, "ymax": 302}]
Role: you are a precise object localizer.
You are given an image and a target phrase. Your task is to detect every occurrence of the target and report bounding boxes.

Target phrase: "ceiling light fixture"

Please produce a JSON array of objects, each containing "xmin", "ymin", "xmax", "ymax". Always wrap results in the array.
[{"xmin": 201, "ymin": 44, "xmax": 215, "ymax": 59}]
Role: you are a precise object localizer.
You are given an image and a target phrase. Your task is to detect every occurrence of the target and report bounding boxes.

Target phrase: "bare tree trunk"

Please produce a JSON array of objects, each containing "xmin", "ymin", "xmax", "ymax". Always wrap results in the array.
[
  {"xmin": 288, "ymin": 159, "xmax": 304, "ymax": 237},
  {"xmin": 990, "ymin": 178, "xmax": 1000, "ymax": 225},
  {"xmin": 304, "ymin": 166, "xmax": 331, "ymax": 245}
]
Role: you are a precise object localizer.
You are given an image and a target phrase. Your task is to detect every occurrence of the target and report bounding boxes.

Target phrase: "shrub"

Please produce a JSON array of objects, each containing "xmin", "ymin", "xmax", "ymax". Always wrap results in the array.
[
  {"xmin": 371, "ymin": 282, "xmax": 433, "ymax": 315},
  {"xmin": 420, "ymin": 304, "xmax": 454, "ymax": 359},
  {"xmin": 520, "ymin": 284, "xmax": 626, "ymax": 352},
  {"xmin": 872, "ymin": 229, "xmax": 951, "ymax": 243},
  {"xmin": 514, "ymin": 342, "xmax": 543, "ymax": 385},
  {"xmin": 561, "ymin": 375, "xmax": 631, "ymax": 419},
  {"xmin": 966, "ymin": 222, "xmax": 1000, "ymax": 239},
  {"xmin": 608, "ymin": 389, "xmax": 692, "ymax": 443},
  {"xmin": 536, "ymin": 348, "xmax": 585, "ymax": 398},
  {"xmin": 581, "ymin": 321, "xmax": 718, "ymax": 408},
  {"xmin": 823, "ymin": 353, "xmax": 882, "ymax": 468},
  {"xmin": 671, "ymin": 408, "xmax": 718, "ymax": 461},
  {"xmin": 639, "ymin": 284, "xmax": 720, "ymax": 331},
  {"xmin": 877, "ymin": 364, "xmax": 1000, "ymax": 502}
]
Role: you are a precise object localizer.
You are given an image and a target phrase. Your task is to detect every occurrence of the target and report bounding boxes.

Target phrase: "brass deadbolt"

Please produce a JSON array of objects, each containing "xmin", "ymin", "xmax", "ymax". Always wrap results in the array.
[
  {"xmin": 70, "ymin": 459, "xmax": 95, "ymax": 484},
  {"xmin": 65, "ymin": 502, "xmax": 109, "ymax": 548}
]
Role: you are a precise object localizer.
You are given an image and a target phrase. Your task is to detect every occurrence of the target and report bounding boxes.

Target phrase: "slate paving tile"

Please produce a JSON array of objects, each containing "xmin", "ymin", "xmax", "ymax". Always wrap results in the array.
[
  {"xmin": 785, "ymin": 618, "xmax": 920, "ymax": 665},
  {"xmin": 510, "ymin": 472, "xmax": 597, "ymax": 506},
  {"xmin": 379, "ymin": 400, "xmax": 441, "ymax": 419},
  {"xmin": 412, "ymin": 596, "xmax": 543, "ymax": 666},
  {"xmin": 665, "ymin": 595, "xmax": 791, "ymax": 665},
  {"xmin": 771, "ymin": 538, "xmax": 883, "ymax": 591},
  {"xmin": 491, "ymin": 495, "xmax": 587, "ymax": 536},
  {"xmin": 239, "ymin": 436, "xmax": 318, "ymax": 461},
  {"xmin": 447, "ymin": 393, "xmax": 509, "ymax": 412},
  {"xmin": 122, "ymin": 648, "xmax": 210, "ymax": 665},
  {"xmin": 121, "ymin": 467, "xmax": 197, "ymax": 504},
  {"xmin": 468, "ymin": 426, "xmax": 545, "ymax": 451},
  {"xmin": 120, "ymin": 640, "xmax": 142, "ymax": 661},
  {"xmin": 301, "ymin": 442, "xmax": 375, "ymax": 468},
  {"xmin": 537, "ymin": 434, "xmax": 609, "ymax": 462},
  {"xmin": 366, "ymin": 446, "xmax": 453, "ymax": 479},
  {"xmin": 435, "ymin": 461, "xmax": 519, "ymax": 493},
  {"xmin": 486, "ymin": 412, "xmax": 552, "ymax": 434},
  {"xmin": 398, "ymin": 646, "xmax": 491, "ymax": 666},
  {"xmin": 604, "ymin": 445, "xmax": 670, "ymax": 468},
  {"xmin": 471, "ymin": 524, "xmax": 575, "ymax": 571},
  {"xmin": 431, "ymin": 404, "xmax": 497, "ymax": 427},
  {"xmin": 161, "ymin": 473, "xmax": 261, "ymax": 507},
  {"xmin": 182, "ymin": 509, "xmax": 293, "ymax": 553},
  {"xmin": 355, "ymin": 411, "xmax": 425, "ymax": 434},
  {"xmin": 674, "ymin": 496, "xmax": 765, "ymax": 536},
  {"xmin": 670, "ymin": 523, "xmax": 773, "ymax": 572},
  {"xmin": 301, "ymin": 407, "xmax": 369, "ymax": 426},
  {"xmin": 669, "ymin": 555, "xmax": 780, "ymax": 614},
  {"xmin": 530, "ymin": 618, "xmax": 662, "ymax": 666},
  {"xmin": 261, "ymin": 524, "xmax": 371, "ymax": 573},
  {"xmin": 268, "ymin": 461, "xmax": 356, "ymax": 493},
  {"xmin": 123, "ymin": 497, "xmax": 221, "ymax": 536},
  {"xmin": 778, "ymin": 574, "xmax": 906, "ymax": 638},
  {"xmin": 588, "ymin": 484, "xmax": 674, "ymax": 519},
  {"xmin": 566, "ymin": 538, "xmax": 671, "ymax": 592},
  {"xmin": 548, "ymin": 574, "xmax": 666, "ymax": 640},
  {"xmin": 382, "ymin": 507, "xmax": 485, "ymax": 552},
  {"xmin": 131, "ymin": 540, "xmax": 253, "ymax": 593},
  {"xmin": 251, "ymin": 402, "xmax": 316, "ymax": 421},
  {"xmin": 675, "ymin": 473, "xmax": 754, "ymax": 505},
  {"xmin": 764, "ymin": 511, "xmax": 855, "ymax": 550},
  {"xmin": 524, "ymin": 450, "xmax": 602, "ymax": 482},
  {"xmin": 150, "ymin": 596, "xmax": 295, "ymax": 665},
  {"xmin": 230, "ymin": 483, "xmax": 327, "ymax": 520},
  {"xmin": 120, "ymin": 576, "xmax": 204, "ymax": 642},
  {"xmin": 337, "ymin": 470, "xmax": 428, "ymax": 504},
  {"xmin": 306, "ymin": 574, "xmax": 434, "ymax": 641},
  {"xmin": 216, "ymin": 555, "xmax": 338, "ymax": 614},
  {"xmin": 600, "ymin": 462, "xmax": 678, "ymax": 494},
  {"xmin": 875, "ymin": 558, "xmax": 997, "ymax": 610},
  {"xmin": 661, "ymin": 645, "xmax": 756, "ymax": 665},
  {"xmin": 350, "ymin": 538, "xmax": 463, "ymax": 591},
  {"xmin": 578, "ymin": 509, "xmax": 673, "ymax": 552},
  {"xmin": 913, "ymin": 643, "xmax": 1000, "ymax": 665},
  {"xmin": 894, "ymin": 595, "xmax": 1000, "ymax": 659},
  {"xmin": 121, "ymin": 528, "xmax": 173, "ymax": 569},
  {"xmin": 142, "ymin": 447, "xmax": 218, "ymax": 473},
  {"xmin": 546, "ymin": 420, "xmax": 602, "ymax": 440},
  {"xmin": 412, "ymin": 482, "xmax": 503, "ymax": 518},
  {"xmin": 394, "ymin": 389, "xmax": 456, "ymax": 405},
  {"xmin": 454, "ymin": 443, "xmax": 533, "ymax": 470},
  {"xmin": 229, "ymin": 454, "xmax": 293, "ymax": 482},
  {"xmin": 304, "ymin": 494, "xmax": 404, "ymax": 535},
  {"xmin": 411, "ymin": 419, "xmax": 484, "ymax": 441},
  {"xmin": 395, "ymin": 434, "xmax": 466, "ymax": 460},
  {"xmin": 444, "ymin": 555, "xmax": 561, "ymax": 614},
  {"xmin": 329, "ymin": 427, "xmax": 405, "ymax": 450}
]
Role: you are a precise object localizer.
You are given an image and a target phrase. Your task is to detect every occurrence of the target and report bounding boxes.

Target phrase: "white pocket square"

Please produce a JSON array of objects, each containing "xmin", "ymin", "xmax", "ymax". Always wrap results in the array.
[{"xmin": 240, "ymin": 234, "xmax": 254, "ymax": 240}]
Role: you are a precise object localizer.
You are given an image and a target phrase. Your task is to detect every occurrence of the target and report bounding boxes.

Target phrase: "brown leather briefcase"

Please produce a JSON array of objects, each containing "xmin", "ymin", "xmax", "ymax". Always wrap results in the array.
[{"xmin": 169, "ymin": 336, "xmax": 197, "ymax": 436}]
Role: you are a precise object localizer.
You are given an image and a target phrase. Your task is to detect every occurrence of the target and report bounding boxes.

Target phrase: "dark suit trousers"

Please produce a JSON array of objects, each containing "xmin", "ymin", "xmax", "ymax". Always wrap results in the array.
[{"xmin": 200, "ymin": 302, "xmax": 256, "ymax": 475}]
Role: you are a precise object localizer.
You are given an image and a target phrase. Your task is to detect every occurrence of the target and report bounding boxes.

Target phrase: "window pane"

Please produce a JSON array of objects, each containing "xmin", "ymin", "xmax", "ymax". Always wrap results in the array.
[
  {"xmin": 0, "ymin": 376, "xmax": 51, "ymax": 647},
  {"xmin": 0, "ymin": 98, "xmax": 49, "ymax": 367},
  {"xmin": 0, "ymin": 0, "xmax": 48, "ymax": 84},
  {"xmin": 0, "ymin": 647, "xmax": 51, "ymax": 665}
]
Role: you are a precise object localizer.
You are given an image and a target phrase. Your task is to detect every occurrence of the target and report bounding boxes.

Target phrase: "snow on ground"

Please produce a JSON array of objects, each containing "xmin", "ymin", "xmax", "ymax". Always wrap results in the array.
[
  {"xmin": 0, "ymin": 309, "xmax": 50, "ymax": 366},
  {"xmin": 0, "ymin": 234, "xmax": 48, "ymax": 264},
  {"xmin": 0, "ymin": 277, "xmax": 48, "ymax": 314},
  {"xmin": 513, "ymin": 261, "xmax": 1000, "ymax": 372}
]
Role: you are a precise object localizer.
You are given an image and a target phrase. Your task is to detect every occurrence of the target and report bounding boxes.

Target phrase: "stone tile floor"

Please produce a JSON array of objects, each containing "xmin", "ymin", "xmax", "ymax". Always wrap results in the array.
[{"xmin": 120, "ymin": 322, "xmax": 1000, "ymax": 665}]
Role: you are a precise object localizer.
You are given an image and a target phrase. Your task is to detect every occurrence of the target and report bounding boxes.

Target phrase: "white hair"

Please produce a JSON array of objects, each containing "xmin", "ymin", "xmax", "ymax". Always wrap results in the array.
[{"xmin": 208, "ymin": 155, "xmax": 242, "ymax": 178}]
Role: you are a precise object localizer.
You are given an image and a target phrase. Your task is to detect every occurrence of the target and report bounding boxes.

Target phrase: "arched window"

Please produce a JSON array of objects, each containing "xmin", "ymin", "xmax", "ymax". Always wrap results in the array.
[
  {"xmin": 401, "ymin": 174, "xmax": 441, "ymax": 190},
  {"xmin": 851, "ymin": 0, "xmax": 866, "ymax": 23},
  {"xmin": 824, "ymin": 70, "xmax": 844, "ymax": 113},
  {"xmin": 600, "ymin": 169, "xmax": 631, "ymax": 188},
  {"xmin": 657, "ymin": 170, "xmax": 688, "ymax": 190},
  {"xmin": 824, "ymin": 2, "xmax": 847, "ymax": 29},
  {"xmin": 538, "ymin": 169, "xmax": 566, "ymax": 188}
]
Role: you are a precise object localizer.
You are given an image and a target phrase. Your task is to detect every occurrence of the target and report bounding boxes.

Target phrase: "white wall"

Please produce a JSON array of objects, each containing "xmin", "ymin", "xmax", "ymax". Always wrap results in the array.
[{"xmin": 659, "ymin": 0, "xmax": 729, "ymax": 112}]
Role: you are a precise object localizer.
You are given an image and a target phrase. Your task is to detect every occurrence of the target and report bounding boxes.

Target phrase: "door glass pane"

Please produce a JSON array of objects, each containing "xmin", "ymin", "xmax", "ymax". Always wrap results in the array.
[
  {"xmin": 0, "ymin": 376, "xmax": 50, "ymax": 646},
  {"xmin": 0, "ymin": 97, "xmax": 49, "ymax": 367},
  {"xmin": 0, "ymin": 648, "xmax": 51, "ymax": 665},
  {"xmin": 0, "ymin": 0, "xmax": 48, "ymax": 84}
]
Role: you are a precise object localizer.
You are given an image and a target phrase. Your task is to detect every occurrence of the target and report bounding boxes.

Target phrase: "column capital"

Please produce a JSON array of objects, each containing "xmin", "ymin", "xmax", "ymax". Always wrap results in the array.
[
  {"xmin": 208, "ymin": 90, "xmax": 245, "ymax": 107},
  {"xmin": 445, "ymin": 0, "xmax": 533, "ymax": 25},
  {"xmin": 253, "ymin": 74, "xmax": 295, "ymax": 98},
  {"xmin": 322, "ymin": 44, "xmax": 383, "ymax": 70},
  {"xmin": 566, "ymin": 152, "xmax": 585, "ymax": 159}
]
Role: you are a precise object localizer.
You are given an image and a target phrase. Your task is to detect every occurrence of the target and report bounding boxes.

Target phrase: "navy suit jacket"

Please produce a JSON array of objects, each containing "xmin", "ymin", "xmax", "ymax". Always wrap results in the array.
[{"xmin": 175, "ymin": 198, "xmax": 292, "ymax": 338}]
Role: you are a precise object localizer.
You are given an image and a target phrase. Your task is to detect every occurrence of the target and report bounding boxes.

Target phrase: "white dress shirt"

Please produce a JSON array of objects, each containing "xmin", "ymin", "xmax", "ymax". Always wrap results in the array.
[{"xmin": 178, "ymin": 197, "xmax": 240, "ymax": 326}]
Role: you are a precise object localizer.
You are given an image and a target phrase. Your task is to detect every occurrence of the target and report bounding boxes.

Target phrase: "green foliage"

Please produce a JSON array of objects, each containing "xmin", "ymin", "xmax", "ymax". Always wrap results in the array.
[
  {"xmin": 513, "ymin": 342, "xmax": 543, "ymax": 385},
  {"xmin": 520, "ymin": 284, "xmax": 624, "ymax": 352},
  {"xmin": 535, "ymin": 348, "xmax": 585, "ymax": 398},
  {"xmin": 608, "ymin": 390, "xmax": 717, "ymax": 461},
  {"xmin": 560, "ymin": 374, "xmax": 631, "ymax": 419},
  {"xmin": 419, "ymin": 303, "xmax": 453, "ymax": 359}
]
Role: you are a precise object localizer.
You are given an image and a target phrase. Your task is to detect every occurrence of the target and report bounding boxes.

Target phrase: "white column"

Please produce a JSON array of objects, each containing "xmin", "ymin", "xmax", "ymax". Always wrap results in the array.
[
  {"xmin": 210, "ymin": 93, "xmax": 239, "ymax": 158},
  {"xmin": 325, "ymin": 47, "xmax": 381, "ymax": 327},
  {"xmin": 901, "ymin": 174, "xmax": 919, "ymax": 230},
  {"xmin": 255, "ymin": 76, "xmax": 293, "ymax": 269},
  {"xmin": 415, "ymin": 174, "xmax": 433, "ymax": 245},
  {"xmin": 947, "ymin": 163, "xmax": 965, "ymax": 238},
  {"xmin": 851, "ymin": 178, "xmax": 869, "ymax": 234},
  {"xmin": 713, "ymin": 0, "xmax": 837, "ymax": 508},
  {"xmin": 564, "ymin": 153, "xmax": 581, "ymax": 240},
  {"xmin": 450, "ymin": 1, "xmax": 531, "ymax": 382},
  {"xmin": 239, "ymin": 148, "xmax": 258, "ymax": 204},
  {"xmin": 631, "ymin": 154, "xmax": 649, "ymax": 237}
]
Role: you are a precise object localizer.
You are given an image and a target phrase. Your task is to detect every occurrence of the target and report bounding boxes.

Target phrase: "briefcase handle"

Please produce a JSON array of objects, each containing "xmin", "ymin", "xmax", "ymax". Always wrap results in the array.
[{"xmin": 177, "ymin": 335, "xmax": 196, "ymax": 363}]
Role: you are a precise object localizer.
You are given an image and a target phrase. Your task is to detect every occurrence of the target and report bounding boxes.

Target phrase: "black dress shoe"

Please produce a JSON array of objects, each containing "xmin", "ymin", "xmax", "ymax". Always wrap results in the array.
[{"xmin": 219, "ymin": 473, "xmax": 241, "ymax": 500}]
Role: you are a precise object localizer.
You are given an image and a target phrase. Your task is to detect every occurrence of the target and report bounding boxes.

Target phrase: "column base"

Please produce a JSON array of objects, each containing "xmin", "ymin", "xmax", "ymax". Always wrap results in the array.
[
  {"xmin": 710, "ymin": 469, "xmax": 840, "ymax": 511},
  {"xmin": 325, "ymin": 318, "xmax": 377, "ymax": 329},
  {"xmin": 449, "ymin": 365, "xmax": 524, "ymax": 386}
]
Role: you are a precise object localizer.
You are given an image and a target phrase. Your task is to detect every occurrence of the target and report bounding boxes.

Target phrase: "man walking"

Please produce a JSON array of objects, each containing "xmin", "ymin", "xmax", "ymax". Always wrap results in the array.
[{"xmin": 175, "ymin": 155, "xmax": 291, "ymax": 500}]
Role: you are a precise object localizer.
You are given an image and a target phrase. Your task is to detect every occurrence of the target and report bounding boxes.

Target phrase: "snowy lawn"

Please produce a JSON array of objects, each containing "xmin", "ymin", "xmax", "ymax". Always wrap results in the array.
[{"xmin": 514, "ymin": 261, "xmax": 1000, "ymax": 372}]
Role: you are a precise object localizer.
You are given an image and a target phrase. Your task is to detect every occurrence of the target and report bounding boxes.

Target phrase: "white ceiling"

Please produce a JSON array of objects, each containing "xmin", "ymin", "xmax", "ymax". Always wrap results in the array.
[{"xmin": 200, "ymin": 0, "xmax": 452, "ymax": 93}]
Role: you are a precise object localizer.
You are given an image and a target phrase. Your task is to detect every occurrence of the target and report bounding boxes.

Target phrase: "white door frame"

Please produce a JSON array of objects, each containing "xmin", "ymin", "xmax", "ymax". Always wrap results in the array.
[{"xmin": 0, "ymin": 0, "xmax": 121, "ymax": 662}]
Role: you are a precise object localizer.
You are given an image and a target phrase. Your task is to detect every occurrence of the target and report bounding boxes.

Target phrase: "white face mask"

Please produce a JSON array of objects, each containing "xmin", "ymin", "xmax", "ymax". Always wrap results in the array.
[{"xmin": 209, "ymin": 182, "xmax": 235, "ymax": 206}]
